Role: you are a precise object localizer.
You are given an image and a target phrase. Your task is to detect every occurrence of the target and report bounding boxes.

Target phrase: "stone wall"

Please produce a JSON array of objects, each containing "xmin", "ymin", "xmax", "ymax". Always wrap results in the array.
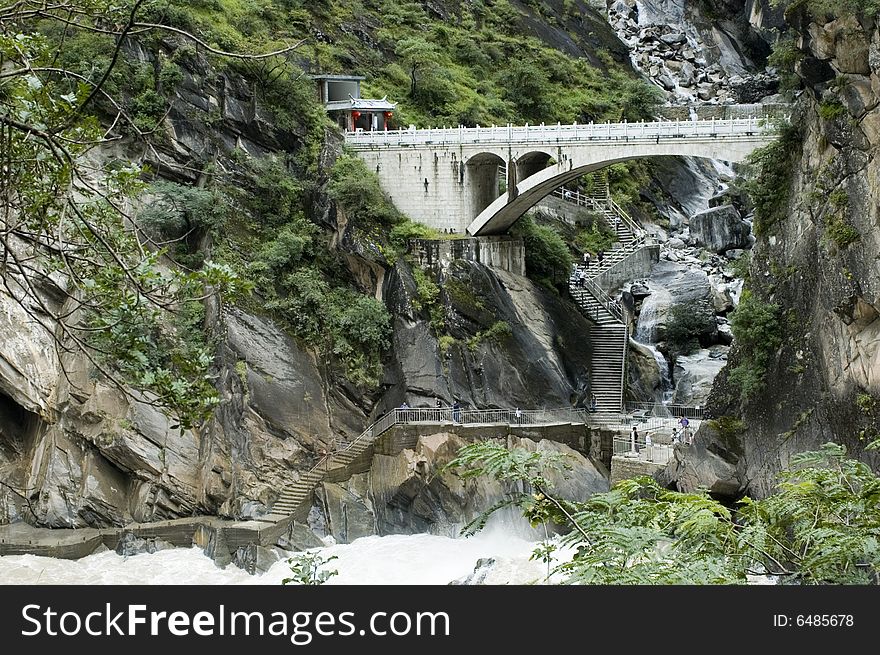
[
  {"xmin": 409, "ymin": 237, "xmax": 526, "ymax": 277},
  {"xmin": 593, "ymin": 244, "xmax": 661, "ymax": 293},
  {"xmin": 610, "ymin": 455, "xmax": 666, "ymax": 486}
]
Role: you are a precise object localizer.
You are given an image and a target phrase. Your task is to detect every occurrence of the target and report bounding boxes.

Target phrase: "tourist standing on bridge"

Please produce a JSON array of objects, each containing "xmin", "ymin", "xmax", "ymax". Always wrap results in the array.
[
  {"xmin": 631, "ymin": 424, "xmax": 639, "ymax": 453},
  {"xmin": 453, "ymin": 400, "xmax": 461, "ymax": 424}
]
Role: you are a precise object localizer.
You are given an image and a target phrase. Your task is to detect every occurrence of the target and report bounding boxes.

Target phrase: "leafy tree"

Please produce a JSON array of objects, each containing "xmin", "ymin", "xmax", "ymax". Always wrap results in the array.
[
  {"xmin": 448, "ymin": 440, "xmax": 880, "ymax": 584},
  {"xmin": 0, "ymin": 1, "xmax": 302, "ymax": 428},
  {"xmin": 666, "ymin": 303, "xmax": 716, "ymax": 357},
  {"xmin": 510, "ymin": 215, "xmax": 572, "ymax": 288},
  {"xmin": 729, "ymin": 290, "xmax": 782, "ymax": 399}
]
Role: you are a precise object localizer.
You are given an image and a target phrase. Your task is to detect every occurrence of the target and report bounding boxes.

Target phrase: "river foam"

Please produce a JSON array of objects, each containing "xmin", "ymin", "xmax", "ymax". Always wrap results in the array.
[{"xmin": 0, "ymin": 528, "xmax": 550, "ymax": 585}]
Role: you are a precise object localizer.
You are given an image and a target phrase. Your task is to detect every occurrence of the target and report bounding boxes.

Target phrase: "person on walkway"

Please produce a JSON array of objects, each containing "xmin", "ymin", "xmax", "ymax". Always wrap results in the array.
[
  {"xmin": 577, "ymin": 268, "xmax": 587, "ymax": 288},
  {"xmin": 614, "ymin": 216, "xmax": 621, "ymax": 234},
  {"xmin": 678, "ymin": 416, "xmax": 691, "ymax": 444},
  {"xmin": 631, "ymin": 424, "xmax": 639, "ymax": 453},
  {"xmin": 452, "ymin": 400, "xmax": 461, "ymax": 424},
  {"xmin": 583, "ymin": 251, "xmax": 592, "ymax": 266},
  {"xmin": 597, "ymin": 249, "xmax": 605, "ymax": 264},
  {"xmin": 398, "ymin": 401, "xmax": 410, "ymax": 422},
  {"xmin": 589, "ymin": 394, "xmax": 598, "ymax": 413},
  {"xmin": 515, "ymin": 407, "xmax": 522, "ymax": 424}
]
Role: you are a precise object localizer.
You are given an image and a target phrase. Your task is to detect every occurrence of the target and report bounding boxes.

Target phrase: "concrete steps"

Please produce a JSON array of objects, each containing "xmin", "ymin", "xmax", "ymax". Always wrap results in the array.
[{"xmin": 566, "ymin": 196, "xmax": 647, "ymax": 414}]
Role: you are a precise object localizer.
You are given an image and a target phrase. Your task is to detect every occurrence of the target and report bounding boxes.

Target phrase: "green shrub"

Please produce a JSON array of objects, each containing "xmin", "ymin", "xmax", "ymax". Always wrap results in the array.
[
  {"xmin": 826, "ymin": 218, "xmax": 860, "ymax": 247},
  {"xmin": 665, "ymin": 304, "xmax": 716, "ymax": 357},
  {"xmin": 743, "ymin": 123, "xmax": 801, "ymax": 236},
  {"xmin": 328, "ymin": 155, "xmax": 402, "ymax": 228},
  {"xmin": 767, "ymin": 37, "xmax": 803, "ymax": 92},
  {"xmin": 728, "ymin": 290, "xmax": 782, "ymax": 399},
  {"xmin": 818, "ymin": 100, "xmax": 847, "ymax": 120},
  {"xmin": 389, "ymin": 220, "xmax": 442, "ymax": 253},
  {"xmin": 468, "ymin": 320, "xmax": 513, "ymax": 351},
  {"xmin": 728, "ymin": 251, "xmax": 751, "ymax": 281},
  {"xmin": 412, "ymin": 266, "xmax": 445, "ymax": 331},
  {"xmin": 510, "ymin": 215, "xmax": 572, "ymax": 287},
  {"xmin": 575, "ymin": 221, "xmax": 616, "ymax": 255}
]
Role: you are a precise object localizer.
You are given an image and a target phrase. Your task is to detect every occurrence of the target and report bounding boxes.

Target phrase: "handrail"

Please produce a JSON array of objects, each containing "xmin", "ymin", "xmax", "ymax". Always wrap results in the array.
[
  {"xmin": 624, "ymin": 401, "xmax": 705, "ymax": 419},
  {"xmin": 344, "ymin": 114, "xmax": 784, "ymax": 147},
  {"xmin": 608, "ymin": 197, "xmax": 642, "ymax": 240}
]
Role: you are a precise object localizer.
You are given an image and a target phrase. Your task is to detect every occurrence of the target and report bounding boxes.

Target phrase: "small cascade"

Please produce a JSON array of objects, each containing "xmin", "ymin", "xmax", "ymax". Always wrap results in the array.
[
  {"xmin": 634, "ymin": 287, "xmax": 671, "ymax": 343},
  {"xmin": 634, "ymin": 287, "xmax": 674, "ymax": 405}
]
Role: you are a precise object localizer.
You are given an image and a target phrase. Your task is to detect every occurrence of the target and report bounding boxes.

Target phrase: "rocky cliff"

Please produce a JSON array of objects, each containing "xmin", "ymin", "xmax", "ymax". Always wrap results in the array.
[
  {"xmin": 666, "ymin": 7, "xmax": 880, "ymax": 498},
  {"xmin": 0, "ymin": 11, "xmax": 604, "ymax": 531}
]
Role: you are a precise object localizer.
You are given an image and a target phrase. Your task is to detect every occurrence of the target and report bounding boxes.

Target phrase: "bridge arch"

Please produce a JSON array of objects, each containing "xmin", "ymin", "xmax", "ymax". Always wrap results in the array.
[
  {"xmin": 515, "ymin": 150, "xmax": 554, "ymax": 184},
  {"xmin": 467, "ymin": 138, "xmax": 767, "ymax": 236},
  {"xmin": 465, "ymin": 152, "xmax": 507, "ymax": 218}
]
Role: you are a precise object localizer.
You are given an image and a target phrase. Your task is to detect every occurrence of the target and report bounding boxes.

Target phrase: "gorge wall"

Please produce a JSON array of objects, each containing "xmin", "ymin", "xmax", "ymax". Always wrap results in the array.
[{"xmin": 666, "ymin": 6, "xmax": 880, "ymax": 498}]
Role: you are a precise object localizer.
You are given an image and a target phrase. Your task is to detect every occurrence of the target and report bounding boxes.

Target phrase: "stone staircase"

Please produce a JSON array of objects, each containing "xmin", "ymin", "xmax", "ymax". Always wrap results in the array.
[
  {"xmin": 563, "ymin": 191, "xmax": 650, "ymax": 413},
  {"xmin": 262, "ymin": 415, "xmax": 398, "ymax": 523},
  {"xmin": 262, "ymin": 407, "xmax": 598, "ymax": 522}
]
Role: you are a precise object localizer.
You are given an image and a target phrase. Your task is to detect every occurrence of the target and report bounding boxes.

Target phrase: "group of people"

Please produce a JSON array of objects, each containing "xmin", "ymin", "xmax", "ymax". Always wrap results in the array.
[
  {"xmin": 672, "ymin": 416, "xmax": 693, "ymax": 444},
  {"xmin": 629, "ymin": 415, "xmax": 694, "ymax": 454}
]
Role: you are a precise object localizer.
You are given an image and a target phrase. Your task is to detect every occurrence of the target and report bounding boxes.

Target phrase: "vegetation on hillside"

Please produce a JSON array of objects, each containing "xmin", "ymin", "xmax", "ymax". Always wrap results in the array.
[
  {"xmin": 728, "ymin": 290, "xmax": 782, "ymax": 400},
  {"xmin": 132, "ymin": 0, "xmax": 662, "ymax": 128}
]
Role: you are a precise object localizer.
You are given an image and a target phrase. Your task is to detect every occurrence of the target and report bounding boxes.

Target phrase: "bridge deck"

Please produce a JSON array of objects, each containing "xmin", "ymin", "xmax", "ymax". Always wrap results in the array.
[{"xmin": 345, "ymin": 116, "xmax": 776, "ymax": 148}]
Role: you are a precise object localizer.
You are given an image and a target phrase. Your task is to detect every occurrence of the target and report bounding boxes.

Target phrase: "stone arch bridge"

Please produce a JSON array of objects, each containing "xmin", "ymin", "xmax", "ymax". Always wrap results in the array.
[{"xmin": 344, "ymin": 111, "xmax": 783, "ymax": 235}]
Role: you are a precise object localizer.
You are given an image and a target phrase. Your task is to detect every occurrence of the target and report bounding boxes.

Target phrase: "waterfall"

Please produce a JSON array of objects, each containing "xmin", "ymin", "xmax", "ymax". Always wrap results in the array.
[{"xmin": 634, "ymin": 288, "xmax": 674, "ymax": 404}]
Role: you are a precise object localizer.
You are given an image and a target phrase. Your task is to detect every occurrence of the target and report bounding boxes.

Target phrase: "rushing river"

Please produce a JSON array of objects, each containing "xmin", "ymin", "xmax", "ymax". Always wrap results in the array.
[{"xmin": 0, "ymin": 529, "xmax": 560, "ymax": 585}]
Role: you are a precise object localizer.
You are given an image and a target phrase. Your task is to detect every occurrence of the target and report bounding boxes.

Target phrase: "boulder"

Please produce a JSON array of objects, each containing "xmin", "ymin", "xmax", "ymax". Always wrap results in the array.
[
  {"xmin": 660, "ymin": 439, "xmax": 741, "ymax": 498},
  {"xmin": 660, "ymin": 33, "xmax": 687, "ymax": 45},
  {"xmin": 671, "ymin": 349, "xmax": 727, "ymax": 406},
  {"xmin": 232, "ymin": 544, "xmax": 280, "ymax": 575},
  {"xmin": 115, "ymin": 532, "xmax": 175, "ymax": 556},
  {"xmin": 690, "ymin": 205, "xmax": 751, "ymax": 253}
]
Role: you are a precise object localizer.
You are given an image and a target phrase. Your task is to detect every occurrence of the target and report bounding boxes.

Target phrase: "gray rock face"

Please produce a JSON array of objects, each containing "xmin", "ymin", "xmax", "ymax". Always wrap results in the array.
[
  {"xmin": 309, "ymin": 432, "xmax": 609, "ymax": 543},
  {"xmin": 660, "ymin": 439, "xmax": 741, "ymax": 497},
  {"xmin": 690, "ymin": 205, "xmax": 751, "ymax": 253},
  {"xmin": 232, "ymin": 544, "xmax": 280, "ymax": 575},
  {"xmin": 383, "ymin": 261, "xmax": 594, "ymax": 412},
  {"xmin": 671, "ymin": 348, "xmax": 727, "ymax": 406},
  {"xmin": 115, "ymin": 532, "xmax": 175, "ymax": 556},
  {"xmin": 679, "ymin": 13, "xmax": 880, "ymax": 499}
]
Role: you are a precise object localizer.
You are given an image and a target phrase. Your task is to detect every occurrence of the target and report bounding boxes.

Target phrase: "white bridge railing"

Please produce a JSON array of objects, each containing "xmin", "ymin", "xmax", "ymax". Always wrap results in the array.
[{"xmin": 345, "ymin": 116, "xmax": 782, "ymax": 147}]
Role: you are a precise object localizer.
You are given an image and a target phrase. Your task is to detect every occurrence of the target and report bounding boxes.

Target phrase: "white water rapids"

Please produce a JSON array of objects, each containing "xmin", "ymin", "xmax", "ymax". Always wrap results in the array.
[{"xmin": 0, "ymin": 529, "xmax": 564, "ymax": 585}]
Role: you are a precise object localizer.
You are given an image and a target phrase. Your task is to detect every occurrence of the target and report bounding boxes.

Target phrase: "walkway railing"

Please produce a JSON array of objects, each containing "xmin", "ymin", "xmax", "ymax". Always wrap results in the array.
[
  {"xmin": 612, "ymin": 436, "xmax": 677, "ymax": 465},
  {"xmin": 624, "ymin": 401, "xmax": 705, "ymax": 419},
  {"xmin": 345, "ymin": 116, "xmax": 778, "ymax": 147}
]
